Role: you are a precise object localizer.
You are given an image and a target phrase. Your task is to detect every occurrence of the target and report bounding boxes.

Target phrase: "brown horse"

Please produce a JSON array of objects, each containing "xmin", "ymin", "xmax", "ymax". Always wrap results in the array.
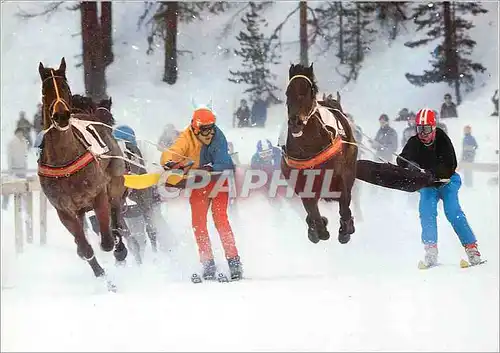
[
  {"xmin": 281, "ymin": 63, "xmax": 358, "ymax": 244},
  {"xmin": 37, "ymin": 57, "xmax": 129, "ymax": 283}
]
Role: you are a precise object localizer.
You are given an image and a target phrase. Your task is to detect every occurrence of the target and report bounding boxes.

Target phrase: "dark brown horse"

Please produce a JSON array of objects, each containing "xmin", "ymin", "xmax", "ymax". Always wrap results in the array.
[
  {"xmin": 281, "ymin": 63, "xmax": 358, "ymax": 244},
  {"xmin": 37, "ymin": 58, "xmax": 129, "ymax": 284}
]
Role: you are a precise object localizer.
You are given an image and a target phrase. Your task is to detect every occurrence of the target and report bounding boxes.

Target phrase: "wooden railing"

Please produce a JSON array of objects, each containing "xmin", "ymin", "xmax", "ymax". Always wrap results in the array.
[
  {"xmin": 0, "ymin": 161, "xmax": 496, "ymax": 254},
  {"xmin": 1, "ymin": 174, "xmax": 47, "ymax": 253}
]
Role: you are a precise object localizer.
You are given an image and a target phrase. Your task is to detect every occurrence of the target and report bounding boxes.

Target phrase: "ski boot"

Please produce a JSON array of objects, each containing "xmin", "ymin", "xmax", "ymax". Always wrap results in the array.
[
  {"xmin": 419, "ymin": 244, "xmax": 438, "ymax": 269},
  {"xmin": 227, "ymin": 256, "xmax": 243, "ymax": 281},
  {"xmin": 464, "ymin": 243, "xmax": 483, "ymax": 266},
  {"xmin": 202, "ymin": 259, "xmax": 217, "ymax": 280}
]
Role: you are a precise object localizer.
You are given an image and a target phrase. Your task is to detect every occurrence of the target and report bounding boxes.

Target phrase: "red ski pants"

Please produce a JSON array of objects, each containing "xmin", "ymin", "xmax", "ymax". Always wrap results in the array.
[{"xmin": 189, "ymin": 180, "xmax": 239, "ymax": 262}]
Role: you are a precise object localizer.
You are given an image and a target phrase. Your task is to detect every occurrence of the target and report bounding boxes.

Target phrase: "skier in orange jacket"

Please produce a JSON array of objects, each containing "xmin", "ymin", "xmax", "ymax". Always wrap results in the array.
[{"xmin": 161, "ymin": 105, "xmax": 243, "ymax": 281}]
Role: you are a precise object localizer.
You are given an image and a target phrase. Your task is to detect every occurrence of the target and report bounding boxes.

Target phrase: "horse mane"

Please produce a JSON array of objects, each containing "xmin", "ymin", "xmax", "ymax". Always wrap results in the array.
[
  {"xmin": 288, "ymin": 63, "xmax": 319, "ymax": 96},
  {"xmin": 71, "ymin": 94, "xmax": 96, "ymax": 114}
]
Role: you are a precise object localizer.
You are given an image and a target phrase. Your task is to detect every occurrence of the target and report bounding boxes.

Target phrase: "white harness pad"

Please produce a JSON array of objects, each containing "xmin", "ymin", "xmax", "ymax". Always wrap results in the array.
[
  {"xmin": 316, "ymin": 104, "xmax": 347, "ymax": 138},
  {"xmin": 69, "ymin": 118, "xmax": 110, "ymax": 156}
]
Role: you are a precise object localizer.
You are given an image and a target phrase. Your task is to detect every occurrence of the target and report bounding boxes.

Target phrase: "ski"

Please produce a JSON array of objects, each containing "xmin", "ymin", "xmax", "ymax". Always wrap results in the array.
[
  {"xmin": 418, "ymin": 260, "xmax": 440, "ymax": 270},
  {"xmin": 190, "ymin": 272, "xmax": 241, "ymax": 283},
  {"xmin": 460, "ymin": 259, "xmax": 487, "ymax": 268}
]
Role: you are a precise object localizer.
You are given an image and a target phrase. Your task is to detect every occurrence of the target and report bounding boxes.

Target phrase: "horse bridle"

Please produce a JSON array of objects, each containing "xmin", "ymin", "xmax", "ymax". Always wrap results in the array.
[
  {"xmin": 286, "ymin": 74, "xmax": 318, "ymax": 125},
  {"xmin": 42, "ymin": 70, "xmax": 72, "ymax": 131}
]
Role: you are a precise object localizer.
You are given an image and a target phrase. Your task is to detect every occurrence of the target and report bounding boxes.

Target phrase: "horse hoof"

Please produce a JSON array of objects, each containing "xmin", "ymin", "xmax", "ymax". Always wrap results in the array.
[
  {"xmin": 338, "ymin": 234, "xmax": 351, "ymax": 244},
  {"xmin": 318, "ymin": 229, "xmax": 330, "ymax": 241},
  {"xmin": 308, "ymin": 229, "xmax": 320, "ymax": 244},
  {"xmin": 100, "ymin": 238, "xmax": 114, "ymax": 252},
  {"xmin": 338, "ymin": 217, "xmax": 355, "ymax": 244},
  {"xmin": 113, "ymin": 244, "xmax": 128, "ymax": 262}
]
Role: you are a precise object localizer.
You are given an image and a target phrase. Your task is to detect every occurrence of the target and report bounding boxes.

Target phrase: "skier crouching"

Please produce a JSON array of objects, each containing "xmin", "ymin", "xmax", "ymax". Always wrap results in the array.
[
  {"xmin": 160, "ymin": 105, "xmax": 243, "ymax": 280},
  {"xmin": 396, "ymin": 108, "xmax": 484, "ymax": 268}
]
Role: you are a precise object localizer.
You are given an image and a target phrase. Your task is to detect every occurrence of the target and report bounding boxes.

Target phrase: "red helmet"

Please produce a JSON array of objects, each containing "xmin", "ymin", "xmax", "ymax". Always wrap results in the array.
[
  {"xmin": 191, "ymin": 108, "xmax": 216, "ymax": 135},
  {"xmin": 415, "ymin": 108, "xmax": 436, "ymax": 127},
  {"xmin": 415, "ymin": 108, "xmax": 437, "ymax": 145}
]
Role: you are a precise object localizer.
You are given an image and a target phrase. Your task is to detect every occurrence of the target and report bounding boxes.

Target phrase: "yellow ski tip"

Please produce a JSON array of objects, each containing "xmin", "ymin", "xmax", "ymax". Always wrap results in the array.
[
  {"xmin": 418, "ymin": 260, "xmax": 428, "ymax": 270},
  {"xmin": 124, "ymin": 173, "xmax": 161, "ymax": 189},
  {"xmin": 460, "ymin": 259, "xmax": 470, "ymax": 268}
]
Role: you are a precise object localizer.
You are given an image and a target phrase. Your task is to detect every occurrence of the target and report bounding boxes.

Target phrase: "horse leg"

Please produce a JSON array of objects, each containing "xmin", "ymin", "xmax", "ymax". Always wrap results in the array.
[
  {"xmin": 56, "ymin": 209, "xmax": 105, "ymax": 277},
  {"xmin": 302, "ymin": 198, "xmax": 329, "ymax": 244},
  {"xmin": 338, "ymin": 172, "xmax": 355, "ymax": 244},
  {"xmin": 93, "ymin": 190, "xmax": 115, "ymax": 252},
  {"xmin": 111, "ymin": 204, "xmax": 143, "ymax": 265},
  {"xmin": 110, "ymin": 205, "xmax": 129, "ymax": 264}
]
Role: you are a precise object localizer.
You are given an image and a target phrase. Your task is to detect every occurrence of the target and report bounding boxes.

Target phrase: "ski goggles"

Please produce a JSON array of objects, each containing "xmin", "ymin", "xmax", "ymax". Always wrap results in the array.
[
  {"xmin": 259, "ymin": 149, "xmax": 273, "ymax": 159},
  {"xmin": 416, "ymin": 125, "xmax": 435, "ymax": 135},
  {"xmin": 198, "ymin": 124, "xmax": 215, "ymax": 136}
]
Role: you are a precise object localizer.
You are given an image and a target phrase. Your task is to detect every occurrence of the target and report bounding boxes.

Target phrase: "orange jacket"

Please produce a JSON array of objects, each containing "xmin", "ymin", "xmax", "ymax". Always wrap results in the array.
[{"xmin": 160, "ymin": 126, "xmax": 202, "ymax": 168}]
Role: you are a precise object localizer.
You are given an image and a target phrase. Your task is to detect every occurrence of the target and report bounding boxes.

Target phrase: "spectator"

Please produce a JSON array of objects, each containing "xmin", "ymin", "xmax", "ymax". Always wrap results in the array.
[
  {"xmin": 461, "ymin": 125, "xmax": 478, "ymax": 188},
  {"xmin": 440, "ymin": 93, "xmax": 458, "ymax": 118},
  {"xmin": 234, "ymin": 99, "xmax": 251, "ymax": 128},
  {"xmin": 33, "ymin": 103, "xmax": 43, "ymax": 135},
  {"xmin": 16, "ymin": 111, "xmax": 34, "ymax": 148},
  {"xmin": 251, "ymin": 139, "xmax": 282, "ymax": 171},
  {"xmin": 395, "ymin": 107, "xmax": 410, "ymax": 121},
  {"xmin": 2, "ymin": 128, "xmax": 29, "ymax": 210},
  {"xmin": 371, "ymin": 114, "xmax": 398, "ymax": 163},
  {"xmin": 401, "ymin": 115, "xmax": 417, "ymax": 148},
  {"xmin": 251, "ymin": 93, "xmax": 268, "ymax": 127},
  {"xmin": 157, "ymin": 123, "xmax": 180, "ymax": 151},
  {"xmin": 491, "ymin": 90, "xmax": 498, "ymax": 117},
  {"xmin": 436, "ymin": 111, "xmax": 448, "ymax": 135}
]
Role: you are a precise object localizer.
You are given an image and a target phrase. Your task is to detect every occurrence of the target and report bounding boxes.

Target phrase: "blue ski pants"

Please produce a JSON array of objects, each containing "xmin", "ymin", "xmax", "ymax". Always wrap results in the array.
[{"xmin": 418, "ymin": 173, "xmax": 476, "ymax": 246}]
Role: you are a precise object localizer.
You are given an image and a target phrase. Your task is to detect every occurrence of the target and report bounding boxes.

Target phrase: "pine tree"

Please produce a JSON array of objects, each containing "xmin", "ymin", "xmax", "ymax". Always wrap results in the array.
[
  {"xmin": 336, "ymin": 2, "xmax": 377, "ymax": 83},
  {"xmin": 404, "ymin": 2, "xmax": 487, "ymax": 104},
  {"xmin": 137, "ymin": 1, "xmax": 231, "ymax": 85},
  {"xmin": 228, "ymin": 2, "xmax": 281, "ymax": 103},
  {"xmin": 374, "ymin": 2, "xmax": 409, "ymax": 41}
]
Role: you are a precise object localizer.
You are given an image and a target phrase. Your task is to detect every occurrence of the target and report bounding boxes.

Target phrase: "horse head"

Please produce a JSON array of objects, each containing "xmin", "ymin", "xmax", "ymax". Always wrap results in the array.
[
  {"xmin": 96, "ymin": 97, "xmax": 115, "ymax": 126},
  {"xmin": 38, "ymin": 57, "xmax": 73, "ymax": 131},
  {"xmin": 286, "ymin": 63, "xmax": 318, "ymax": 137}
]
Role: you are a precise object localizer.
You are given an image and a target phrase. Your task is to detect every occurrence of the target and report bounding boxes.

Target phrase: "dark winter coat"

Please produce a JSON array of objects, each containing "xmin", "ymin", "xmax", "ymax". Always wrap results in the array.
[
  {"xmin": 235, "ymin": 106, "xmax": 251, "ymax": 127},
  {"xmin": 372, "ymin": 125, "xmax": 398, "ymax": 160},
  {"xmin": 251, "ymin": 99, "xmax": 268, "ymax": 126},
  {"xmin": 461, "ymin": 134, "xmax": 478, "ymax": 162},
  {"xmin": 440, "ymin": 102, "xmax": 458, "ymax": 118},
  {"xmin": 397, "ymin": 128, "xmax": 457, "ymax": 180}
]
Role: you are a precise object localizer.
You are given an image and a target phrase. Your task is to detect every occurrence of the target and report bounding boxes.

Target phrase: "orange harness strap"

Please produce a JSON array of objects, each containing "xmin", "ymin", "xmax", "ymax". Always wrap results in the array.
[
  {"xmin": 284, "ymin": 135, "xmax": 343, "ymax": 170},
  {"xmin": 38, "ymin": 151, "xmax": 95, "ymax": 178}
]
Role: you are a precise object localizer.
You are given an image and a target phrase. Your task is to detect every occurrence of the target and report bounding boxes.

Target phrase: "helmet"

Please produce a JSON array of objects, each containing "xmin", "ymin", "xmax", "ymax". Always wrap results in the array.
[
  {"xmin": 191, "ymin": 108, "xmax": 216, "ymax": 135},
  {"xmin": 415, "ymin": 109, "xmax": 437, "ymax": 145},
  {"xmin": 256, "ymin": 139, "xmax": 274, "ymax": 160},
  {"xmin": 113, "ymin": 125, "xmax": 137, "ymax": 146},
  {"xmin": 415, "ymin": 108, "xmax": 436, "ymax": 126}
]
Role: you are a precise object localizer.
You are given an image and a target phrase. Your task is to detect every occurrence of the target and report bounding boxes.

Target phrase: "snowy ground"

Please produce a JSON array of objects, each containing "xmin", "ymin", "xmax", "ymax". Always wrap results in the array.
[{"xmin": 1, "ymin": 2, "xmax": 499, "ymax": 352}]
